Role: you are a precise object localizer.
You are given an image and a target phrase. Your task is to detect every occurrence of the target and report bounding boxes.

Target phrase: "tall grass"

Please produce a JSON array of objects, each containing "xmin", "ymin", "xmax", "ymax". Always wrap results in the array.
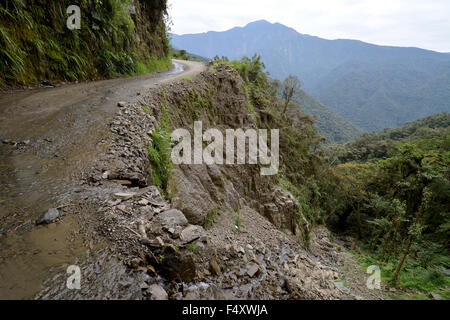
[{"xmin": 0, "ymin": 0, "xmax": 170, "ymax": 86}]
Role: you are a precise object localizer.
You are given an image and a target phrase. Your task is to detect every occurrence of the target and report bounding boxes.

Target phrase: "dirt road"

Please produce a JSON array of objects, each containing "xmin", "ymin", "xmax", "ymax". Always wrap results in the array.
[{"xmin": 0, "ymin": 60, "xmax": 206, "ymax": 299}]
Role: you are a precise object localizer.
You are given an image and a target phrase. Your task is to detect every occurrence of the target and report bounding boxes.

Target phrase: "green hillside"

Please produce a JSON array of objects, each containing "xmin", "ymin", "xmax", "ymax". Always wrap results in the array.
[
  {"xmin": 291, "ymin": 91, "xmax": 366, "ymax": 143},
  {"xmin": 326, "ymin": 113, "xmax": 450, "ymax": 164},
  {"xmin": 0, "ymin": 0, "xmax": 171, "ymax": 87}
]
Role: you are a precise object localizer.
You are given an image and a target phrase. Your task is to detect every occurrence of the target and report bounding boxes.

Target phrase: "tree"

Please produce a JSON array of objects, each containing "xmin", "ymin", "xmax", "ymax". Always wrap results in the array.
[
  {"xmin": 393, "ymin": 188, "xmax": 429, "ymax": 283},
  {"xmin": 281, "ymin": 75, "xmax": 302, "ymax": 114}
]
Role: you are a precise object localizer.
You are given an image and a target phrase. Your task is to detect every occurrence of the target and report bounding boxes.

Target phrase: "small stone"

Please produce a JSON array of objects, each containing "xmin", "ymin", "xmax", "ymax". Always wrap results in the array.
[
  {"xmin": 234, "ymin": 244, "xmax": 245, "ymax": 255},
  {"xmin": 101, "ymin": 171, "xmax": 110, "ymax": 179},
  {"xmin": 195, "ymin": 241, "xmax": 205, "ymax": 251},
  {"xmin": 209, "ymin": 259, "xmax": 221, "ymax": 276},
  {"xmin": 114, "ymin": 192, "xmax": 135, "ymax": 201},
  {"xmin": 246, "ymin": 262, "xmax": 261, "ymax": 277},
  {"xmin": 429, "ymin": 292, "xmax": 442, "ymax": 300},
  {"xmin": 156, "ymin": 236, "xmax": 165, "ymax": 246},
  {"xmin": 139, "ymin": 238, "xmax": 162, "ymax": 248},
  {"xmin": 36, "ymin": 208, "xmax": 60, "ymax": 225},
  {"xmin": 180, "ymin": 225, "xmax": 205, "ymax": 243},
  {"xmin": 140, "ymin": 282, "xmax": 150, "ymax": 290},
  {"xmin": 111, "ymin": 179, "xmax": 133, "ymax": 186},
  {"xmin": 138, "ymin": 199, "xmax": 149, "ymax": 206},
  {"xmin": 148, "ymin": 284, "xmax": 168, "ymax": 300},
  {"xmin": 118, "ymin": 101, "xmax": 127, "ymax": 108}
]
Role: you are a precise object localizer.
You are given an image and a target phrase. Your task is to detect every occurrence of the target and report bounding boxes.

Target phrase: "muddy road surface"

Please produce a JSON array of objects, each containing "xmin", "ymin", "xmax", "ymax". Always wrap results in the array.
[{"xmin": 0, "ymin": 60, "xmax": 206, "ymax": 299}]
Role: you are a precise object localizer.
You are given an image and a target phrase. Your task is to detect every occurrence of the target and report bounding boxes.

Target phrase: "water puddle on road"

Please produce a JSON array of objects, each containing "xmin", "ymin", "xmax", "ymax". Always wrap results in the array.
[
  {"xmin": 168, "ymin": 61, "xmax": 185, "ymax": 75},
  {"xmin": 0, "ymin": 213, "xmax": 86, "ymax": 299}
]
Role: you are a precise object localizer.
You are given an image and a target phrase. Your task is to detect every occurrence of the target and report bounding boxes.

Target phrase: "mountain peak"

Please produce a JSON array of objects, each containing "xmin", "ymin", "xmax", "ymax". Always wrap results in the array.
[
  {"xmin": 245, "ymin": 19, "xmax": 272, "ymax": 27},
  {"xmin": 242, "ymin": 20, "xmax": 301, "ymax": 35}
]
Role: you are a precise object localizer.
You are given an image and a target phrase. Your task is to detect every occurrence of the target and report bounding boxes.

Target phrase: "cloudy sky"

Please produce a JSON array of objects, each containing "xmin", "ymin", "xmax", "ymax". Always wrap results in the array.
[{"xmin": 168, "ymin": 0, "xmax": 450, "ymax": 52}]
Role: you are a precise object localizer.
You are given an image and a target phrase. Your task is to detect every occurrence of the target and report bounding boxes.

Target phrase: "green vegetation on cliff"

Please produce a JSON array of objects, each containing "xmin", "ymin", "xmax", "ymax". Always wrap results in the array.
[{"xmin": 0, "ymin": 0, "xmax": 171, "ymax": 86}]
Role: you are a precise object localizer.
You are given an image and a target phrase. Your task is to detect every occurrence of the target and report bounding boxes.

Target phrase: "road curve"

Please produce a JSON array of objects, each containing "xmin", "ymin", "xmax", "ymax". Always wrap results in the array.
[{"xmin": 0, "ymin": 60, "xmax": 206, "ymax": 299}]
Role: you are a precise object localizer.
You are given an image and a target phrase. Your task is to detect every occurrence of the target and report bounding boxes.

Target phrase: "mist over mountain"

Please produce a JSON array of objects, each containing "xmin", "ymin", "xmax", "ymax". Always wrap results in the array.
[{"xmin": 171, "ymin": 20, "xmax": 450, "ymax": 131}]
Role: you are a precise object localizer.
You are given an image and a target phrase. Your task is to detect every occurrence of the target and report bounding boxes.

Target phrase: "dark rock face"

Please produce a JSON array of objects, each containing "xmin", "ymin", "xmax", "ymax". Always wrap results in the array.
[
  {"xmin": 148, "ymin": 246, "xmax": 196, "ymax": 283},
  {"xmin": 262, "ymin": 187, "xmax": 299, "ymax": 234}
]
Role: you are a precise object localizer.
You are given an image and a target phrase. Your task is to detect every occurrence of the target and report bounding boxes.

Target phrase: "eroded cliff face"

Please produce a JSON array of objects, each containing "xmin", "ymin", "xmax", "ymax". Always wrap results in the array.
[{"xmin": 94, "ymin": 64, "xmax": 301, "ymax": 234}]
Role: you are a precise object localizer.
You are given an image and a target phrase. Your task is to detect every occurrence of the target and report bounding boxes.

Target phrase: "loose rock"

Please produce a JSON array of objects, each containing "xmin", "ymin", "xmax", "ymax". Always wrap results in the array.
[
  {"xmin": 180, "ymin": 225, "xmax": 205, "ymax": 243},
  {"xmin": 246, "ymin": 262, "xmax": 261, "ymax": 277},
  {"xmin": 157, "ymin": 209, "xmax": 188, "ymax": 229},
  {"xmin": 114, "ymin": 192, "xmax": 135, "ymax": 201},
  {"xmin": 36, "ymin": 208, "xmax": 60, "ymax": 225},
  {"xmin": 209, "ymin": 259, "xmax": 221, "ymax": 276},
  {"xmin": 148, "ymin": 284, "xmax": 168, "ymax": 300}
]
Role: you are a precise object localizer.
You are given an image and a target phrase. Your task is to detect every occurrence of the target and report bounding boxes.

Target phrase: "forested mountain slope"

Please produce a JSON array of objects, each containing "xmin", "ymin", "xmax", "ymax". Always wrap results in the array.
[
  {"xmin": 326, "ymin": 113, "xmax": 450, "ymax": 164},
  {"xmin": 292, "ymin": 91, "xmax": 366, "ymax": 143},
  {"xmin": 171, "ymin": 20, "xmax": 450, "ymax": 131}
]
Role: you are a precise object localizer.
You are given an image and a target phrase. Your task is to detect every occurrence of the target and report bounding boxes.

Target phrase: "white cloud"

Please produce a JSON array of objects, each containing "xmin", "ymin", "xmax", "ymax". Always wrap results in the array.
[{"xmin": 168, "ymin": 0, "xmax": 450, "ymax": 52}]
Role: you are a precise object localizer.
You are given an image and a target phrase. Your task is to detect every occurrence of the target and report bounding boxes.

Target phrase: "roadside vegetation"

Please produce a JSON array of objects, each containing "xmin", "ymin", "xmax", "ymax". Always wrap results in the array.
[
  {"xmin": 0, "ymin": 0, "xmax": 171, "ymax": 86},
  {"xmin": 147, "ymin": 106, "xmax": 173, "ymax": 192},
  {"xmin": 171, "ymin": 48, "xmax": 209, "ymax": 62}
]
